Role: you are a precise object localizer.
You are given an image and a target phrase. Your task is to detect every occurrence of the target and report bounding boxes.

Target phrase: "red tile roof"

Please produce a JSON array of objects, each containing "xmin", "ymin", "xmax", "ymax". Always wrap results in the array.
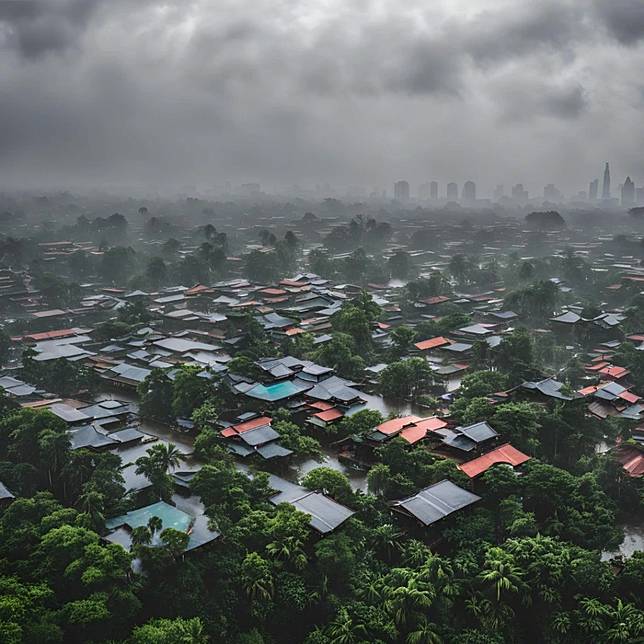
[
  {"xmin": 599, "ymin": 365, "xmax": 629, "ymax": 380},
  {"xmin": 313, "ymin": 408, "xmax": 344, "ymax": 422},
  {"xmin": 459, "ymin": 443, "xmax": 531, "ymax": 478},
  {"xmin": 414, "ymin": 336, "xmax": 450, "ymax": 351},
  {"xmin": 377, "ymin": 415, "xmax": 421, "ymax": 435},
  {"xmin": 231, "ymin": 416, "xmax": 272, "ymax": 433},
  {"xmin": 618, "ymin": 391, "xmax": 641, "ymax": 404},
  {"xmin": 615, "ymin": 446, "xmax": 644, "ymax": 478}
]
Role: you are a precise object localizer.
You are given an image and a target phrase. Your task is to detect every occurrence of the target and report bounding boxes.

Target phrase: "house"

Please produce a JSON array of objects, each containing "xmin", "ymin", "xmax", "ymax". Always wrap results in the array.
[
  {"xmin": 434, "ymin": 421, "xmax": 499, "ymax": 454},
  {"xmin": 516, "ymin": 378, "xmax": 575, "ymax": 402},
  {"xmin": 391, "ymin": 479, "xmax": 481, "ymax": 527},
  {"xmin": 367, "ymin": 415, "xmax": 447, "ymax": 445},
  {"xmin": 268, "ymin": 475, "xmax": 354, "ymax": 534},
  {"xmin": 458, "ymin": 443, "xmax": 530, "ymax": 478},
  {"xmin": 104, "ymin": 500, "xmax": 221, "ymax": 552}
]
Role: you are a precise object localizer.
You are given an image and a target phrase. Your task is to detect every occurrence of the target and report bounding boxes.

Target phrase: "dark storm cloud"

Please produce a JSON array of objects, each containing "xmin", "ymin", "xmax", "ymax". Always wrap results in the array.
[
  {"xmin": 594, "ymin": 0, "xmax": 644, "ymax": 45},
  {"xmin": 0, "ymin": 0, "xmax": 105, "ymax": 59},
  {"xmin": 0, "ymin": 0, "xmax": 643, "ymax": 192}
]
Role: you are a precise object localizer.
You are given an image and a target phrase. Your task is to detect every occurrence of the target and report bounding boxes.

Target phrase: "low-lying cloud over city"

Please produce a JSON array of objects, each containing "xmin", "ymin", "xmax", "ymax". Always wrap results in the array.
[{"xmin": 1, "ymin": 0, "xmax": 644, "ymax": 191}]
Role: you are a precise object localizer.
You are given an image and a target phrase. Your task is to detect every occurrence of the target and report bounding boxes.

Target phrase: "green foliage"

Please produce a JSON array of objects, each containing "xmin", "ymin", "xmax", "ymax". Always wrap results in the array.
[
  {"xmin": 380, "ymin": 358, "xmax": 433, "ymax": 401},
  {"xmin": 301, "ymin": 467, "xmax": 353, "ymax": 504},
  {"xmin": 137, "ymin": 369, "xmax": 173, "ymax": 421},
  {"xmin": 130, "ymin": 617, "xmax": 209, "ymax": 643}
]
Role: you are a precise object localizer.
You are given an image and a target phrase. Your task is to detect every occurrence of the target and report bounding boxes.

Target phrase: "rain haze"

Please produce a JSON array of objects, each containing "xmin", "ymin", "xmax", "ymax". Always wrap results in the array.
[{"xmin": 1, "ymin": 0, "xmax": 644, "ymax": 194}]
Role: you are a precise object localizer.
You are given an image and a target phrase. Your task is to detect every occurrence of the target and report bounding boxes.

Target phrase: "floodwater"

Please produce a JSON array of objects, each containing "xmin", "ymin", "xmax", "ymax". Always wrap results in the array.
[
  {"xmin": 601, "ymin": 523, "xmax": 644, "ymax": 561},
  {"xmin": 95, "ymin": 385, "xmax": 437, "ymax": 493}
]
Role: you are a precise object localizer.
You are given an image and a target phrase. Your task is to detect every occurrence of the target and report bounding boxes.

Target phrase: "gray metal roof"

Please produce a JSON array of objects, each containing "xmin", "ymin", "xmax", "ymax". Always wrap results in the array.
[{"xmin": 392, "ymin": 480, "xmax": 481, "ymax": 526}]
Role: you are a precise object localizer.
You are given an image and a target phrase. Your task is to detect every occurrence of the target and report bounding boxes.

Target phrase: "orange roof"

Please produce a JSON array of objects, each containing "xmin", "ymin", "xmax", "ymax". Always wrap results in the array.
[
  {"xmin": 400, "ymin": 426, "xmax": 428, "ymax": 444},
  {"xmin": 618, "ymin": 391, "xmax": 641, "ymax": 404},
  {"xmin": 420, "ymin": 295, "xmax": 450, "ymax": 305},
  {"xmin": 615, "ymin": 446, "xmax": 644, "ymax": 477},
  {"xmin": 586, "ymin": 361, "xmax": 610, "ymax": 371},
  {"xmin": 185, "ymin": 284, "xmax": 213, "ymax": 296},
  {"xmin": 314, "ymin": 409, "xmax": 344, "ymax": 422},
  {"xmin": 414, "ymin": 336, "xmax": 450, "ymax": 351},
  {"xmin": 231, "ymin": 416, "xmax": 272, "ymax": 433},
  {"xmin": 22, "ymin": 328, "xmax": 81, "ymax": 342},
  {"xmin": 578, "ymin": 385, "xmax": 598, "ymax": 396},
  {"xmin": 260, "ymin": 288, "xmax": 287, "ymax": 296},
  {"xmin": 414, "ymin": 417, "xmax": 448, "ymax": 433},
  {"xmin": 459, "ymin": 443, "xmax": 531, "ymax": 478},
  {"xmin": 627, "ymin": 334, "xmax": 644, "ymax": 342},
  {"xmin": 377, "ymin": 415, "xmax": 422, "ymax": 435},
  {"xmin": 376, "ymin": 322, "xmax": 391, "ymax": 330},
  {"xmin": 599, "ymin": 365, "xmax": 629, "ymax": 379},
  {"xmin": 280, "ymin": 279, "xmax": 308, "ymax": 287},
  {"xmin": 309, "ymin": 401, "xmax": 334, "ymax": 411},
  {"xmin": 220, "ymin": 428, "xmax": 237, "ymax": 438},
  {"xmin": 284, "ymin": 327, "xmax": 306, "ymax": 336}
]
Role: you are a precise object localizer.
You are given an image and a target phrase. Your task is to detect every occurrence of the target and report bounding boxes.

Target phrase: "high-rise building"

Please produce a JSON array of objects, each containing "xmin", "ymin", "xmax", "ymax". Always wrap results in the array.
[
  {"xmin": 394, "ymin": 180, "xmax": 410, "ymax": 201},
  {"xmin": 602, "ymin": 162, "xmax": 611, "ymax": 200},
  {"xmin": 493, "ymin": 185, "xmax": 505, "ymax": 201},
  {"xmin": 588, "ymin": 179, "xmax": 598, "ymax": 201},
  {"xmin": 462, "ymin": 181, "xmax": 476, "ymax": 203},
  {"xmin": 622, "ymin": 176, "xmax": 635, "ymax": 206},
  {"xmin": 511, "ymin": 183, "xmax": 529, "ymax": 202},
  {"xmin": 637, "ymin": 187, "xmax": 644, "ymax": 205},
  {"xmin": 544, "ymin": 184, "xmax": 562, "ymax": 201},
  {"xmin": 418, "ymin": 182, "xmax": 430, "ymax": 200},
  {"xmin": 430, "ymin": 181, "xmax": 439, "ymax": 200},
  {"xmin": 446, "ymin": 182, "xmax": 458, "ymax": 201}
]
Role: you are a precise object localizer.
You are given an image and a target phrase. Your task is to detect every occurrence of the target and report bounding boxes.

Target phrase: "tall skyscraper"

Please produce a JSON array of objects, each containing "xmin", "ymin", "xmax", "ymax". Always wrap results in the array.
[
  {"xmin": 462, "ymin": 180, "xmax": 476, "ymax": 203},
  {"xmin": 602, "ymin": 162, "xmax": 611, "ymax": 200},
  {"xmin": 588, "ymin": 178, "xmax": 598, "ymax": 201},
  {"xmin": 446, "ymin": 182, "xmax": 458, "ymax": 201},
  {"xmin": 394, "ymin": 180, "xmax": 410, "ymax": 201},
  {"xmin": 511, "ymin": 183, "xmax": 528, "ymax": 202},
  {"xmin": 430, "ymin": 181, "xmax": 438, "ymax": 200},
  {"xmin": 622, "ymin": 176, "xmax": 635, "ymax": 206},
  {"xmin": 544, "ymin": 184, "xmax": 562, "ymax": 201}
]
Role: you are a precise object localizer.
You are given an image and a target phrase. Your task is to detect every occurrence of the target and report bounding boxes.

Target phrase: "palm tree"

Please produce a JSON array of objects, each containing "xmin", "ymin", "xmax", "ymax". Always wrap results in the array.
[
  {"xmin": 151, "ymin": 443, "xmax": 183, "ymax": 471},
  {"xmin": 406, "ymin": 618, "xmax": 442, "ymax": 644},
  {"xmin": 147, "ymin": 515, "xmax": 163, "ymax": 538},
  {"xmin": 372, "ymin": 523, "xmax": 403, "ymax": 560},
  {"xmin": 479, "ymin": 551, "xmax": 523, "ymax": 602},
  {"xmin": 327, "ymin": 608, "xmax": 367, "ymax": 644},
  {"xmin": 77, "ymin": 488, "xmax": 105, "ymax": 529},
  {"xmin": 131, "ymin": 526, "xmax": 152, "ymax": 548}
]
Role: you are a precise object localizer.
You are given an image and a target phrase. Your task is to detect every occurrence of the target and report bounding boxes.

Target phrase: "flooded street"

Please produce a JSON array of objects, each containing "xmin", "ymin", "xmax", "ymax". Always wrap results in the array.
[{"xmin": 601, "ymin": 523, "xmax": 644, "ymax": 561}]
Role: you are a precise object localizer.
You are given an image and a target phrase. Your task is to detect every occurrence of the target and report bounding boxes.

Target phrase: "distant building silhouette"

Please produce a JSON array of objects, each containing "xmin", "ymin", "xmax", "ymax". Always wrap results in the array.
[
  {"xmin": 446, "ymin": 182, "xmax": 458, "ymax": 201},
  {"xmin": 430, "ymin": 181, "xmax": 438, "ymax": 200},
  {"xmin": 588, "ymin": 178, "xmax": 598, "ymax": 201},
  {"xmin": 462, "ymin": 181, "xmax": 476, "ymax": 203},
  {"xmin": 512, "ymin": 183, "xmax": 529, "ymax": 202},
  {"xmin": 602, "ymin": 162, "xmax": 611, "ymax": 200},
  {"xmin": 394, "ymin": 180, "xmax": 410, "ymax": 201},
  {"xmin": 544, "ymin": 184, "xmax": 562, "ymax": 201},
  {"xmin": 622, "ymin": 176, "xmax": 635, "ymax": 206},
  {"xmin": 637, "ymin": 187, "xmax": 644, "ymax": 205}
]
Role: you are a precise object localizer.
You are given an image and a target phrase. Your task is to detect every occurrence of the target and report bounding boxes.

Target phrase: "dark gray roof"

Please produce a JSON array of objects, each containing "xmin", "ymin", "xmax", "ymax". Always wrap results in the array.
[
  {"xmin": 267, "ymin": 475, "xmax": 354, "ymax": 533},
  {"xmin": 238, "ymin": 425, "xmax": 280, "ymax": 447},
  {"xmin": 392, "ymin": 480, "xmax": 481, "ymax": 526},
  {"xmin": 458, "ymin": 421, "xmax": 499, "ymax": 443},
  {"xmin": 69, "ymin": 425, "xmax": 118, "ymax": 450},
  {"xmin": 520, "ymin": 378, "xmax": 573, "ymax": 401},
  {"xmin": 256, "ymin": 443, "xmax": 294, "ymax": 459}
]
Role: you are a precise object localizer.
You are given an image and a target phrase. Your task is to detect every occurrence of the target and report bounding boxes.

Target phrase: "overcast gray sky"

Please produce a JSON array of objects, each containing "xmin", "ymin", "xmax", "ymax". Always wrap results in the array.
[{"xmin": 1, "ymin": 0, "xmax": 643, "ymax": 195}]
